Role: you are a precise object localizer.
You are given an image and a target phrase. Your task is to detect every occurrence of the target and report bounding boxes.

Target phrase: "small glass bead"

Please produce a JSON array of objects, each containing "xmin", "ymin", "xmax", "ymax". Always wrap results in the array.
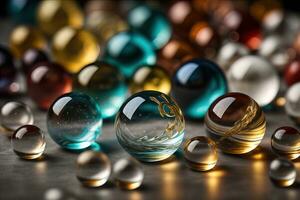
[
  {"xmin": 0, "ymin": 101, "xmax": 34, "ymax": 132},
  {"xmin": 76, "ymin": 151, "xmax": 111, "ymax": 187},
  {"xmin": 271, "ymin": 126, "xmax": 300, "ymax": 160},
  {"xmin": 47, "ymin": 92, "xmax": 103, "ymax": 150},
  {"xmin": 21, "ymin": 48, "xmax": 49, "ymax": 73},
  {"xmin": 285, "ymin": 83, "xmax": 300, "ymax": 125},
  {"xmin": 205, "ymin": 92, "xmax": 266, "ymax": 154},
  {"xmin": 183, "ymin": 136, "xmax": 218, "ymax": 171},
  {"xmin": 113, "ymin": 158, "xmax": 144, "ymax": 190},
  {"xmin": 269, "ymin": 158, "xmax": 296, "ymax": 187},
  {"xmin": 11, "ymin": 125, "xmax": 45, "ymax": 160},
  {"xmin": 115, "ymin": 91, "xmax": 185, "ymax": 162},
  {"xmin": 129, "ymin": 65, "xmax": 171, "ymax": 95}
]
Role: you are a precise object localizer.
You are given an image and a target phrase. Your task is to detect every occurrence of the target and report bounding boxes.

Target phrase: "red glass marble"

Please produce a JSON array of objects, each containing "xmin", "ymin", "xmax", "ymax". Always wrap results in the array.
[
  {"xmin": 284, "ymin": 57, "xmax": 300, "ymax": 86},
  {"xmin": 21, "ymin": 48, "xmax": 48, "ymax": 73},
  {"xmin": 27, "ymin": 62, "xmax": 72, "ymax": 110}
]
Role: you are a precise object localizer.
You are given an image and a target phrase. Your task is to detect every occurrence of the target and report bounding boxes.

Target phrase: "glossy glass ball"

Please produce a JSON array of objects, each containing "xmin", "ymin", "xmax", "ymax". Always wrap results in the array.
[
  {"xmin": 129, "ymin": 65, "xmax": 171, "ymax": 95},
  {"xmin": 0, "ymin": 101, "xmax": 34, "ymax": 132},
  {"xmin": 21, "ymin": 48, "xmax": 49, "ymax": 73},
  {"xmin": 284, "ymin": 57, "xmax": 300, "ymax": 86},
  {"xmin": 73, "ymin": 61, "xmax": 127, "ymax": 119},
  {"xmin": 7, "ymin": 0, "xmax": 38, "ymax": 24},
  {"xmin": 269, "ymin": 158, "xmax": 296, "ymax": 187},
  {"xmin": 52, "ymin": 27, "xmax": 100, "ymax": 74},
  {"xmin": 227, "ymin": 55, "xmax": 280, "ymax": 107},
  {"xmin": 113, "ymin": 158, "xmax": 144, "ymax": 190},
  {"xmin": 205, "ymin": 92, "xmax": 266, "ymax": 154},
  {"xmin": 271, "ymin": 126, "xmax": 300, "ymax": 160},
  {"xmin": 115, "ymin": 91, "xmax": 185, "ymax": 162},
  {"xmin": 171, "ymin": 58, "xmax": 228, "ymax": 119},
  {"xmin": 183, "ymin": 136, "xmax": 218, "ymax": 171},
  {"xmin": 285, "ymin": 83, "xmax": 300, "ymax": 125},
  {"xmin": 27, "ymin": 62, "xmax": 72, "ymax": 110},
  {"xmin": 11, "ymin": 125, "xmax": 46, "ymax": 160},
  {"xmin": 128, "ymin": 5, "xmax": 171, "ymax": 49},
  {"xmin": 103, "ymin": 31, "xmax": 156, "ymax": 78},
  {"xmin": 76, "ymin": 151, "xmax": 111, "ymax": 187},
  {"xmin": 47, "ymin": 92, "xmax": 103, "ymax": 150}
]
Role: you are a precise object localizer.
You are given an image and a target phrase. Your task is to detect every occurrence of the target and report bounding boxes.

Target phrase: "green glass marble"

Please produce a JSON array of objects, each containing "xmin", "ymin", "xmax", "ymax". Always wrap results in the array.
[
  {"xmin": 47, "ymin": 92, "xmax": 103, "ymax": 150},
  {"xmin": 103, "ymin": 31, "xmax": 156, "ymax": 78},
  {"xmin": 73, "ymin": 61, "xmax": 128, "ymax": 119},
  {"xmin": 128, "ymin": 5, "xmax": 171, "ymax": 49}
]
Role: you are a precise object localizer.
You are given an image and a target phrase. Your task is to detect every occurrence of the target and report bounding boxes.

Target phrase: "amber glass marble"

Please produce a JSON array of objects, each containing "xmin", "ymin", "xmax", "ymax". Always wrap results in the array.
[
  {"xmin": 21, "ymin": 48, "xmax": 49, "ymax": 73},
  {"xmin": 205, "ymin": 93, "xmax": 266, "ymax": 154},
  {"xmin": 9, "ymin": 25, "xmax": 46, "ymax": 58},
  {"xmin": 52, "ymin": 27, "xmax": 100, "ymax": 74}
]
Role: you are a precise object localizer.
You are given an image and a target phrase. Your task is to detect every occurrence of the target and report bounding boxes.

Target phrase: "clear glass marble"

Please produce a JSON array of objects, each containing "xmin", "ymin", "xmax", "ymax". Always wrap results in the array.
[
  {"xmin": 76, "ymin": 151, "xmax": 111, "ymax": 187},
  {"xmin": 11, "ymin": 125, "xmax": 46, "ymax": 160},
  {"xmin": 183, "ymin": 136, "xmax": 218, "ymax": 171},
  {"xmin": 285, "ymin": 83, "xmax": 300, "ymax": 125},
  {"xmin": 269, "ymin": 158, "xmax": 296, "ymax": 187},
  {"xmin": 227, "ymin": 55, "xmax": 280, "ymax": 107},
  {"xmin": 113, "ymin": 158, "xmax": 144, "ymax": 190},
  {"xmin": 0, "ymin": 101, "xmax": 34, "ymax": 132},
  {"xmin": 115, "ymin": 90, "xmax": 185, "ymax": 162}
]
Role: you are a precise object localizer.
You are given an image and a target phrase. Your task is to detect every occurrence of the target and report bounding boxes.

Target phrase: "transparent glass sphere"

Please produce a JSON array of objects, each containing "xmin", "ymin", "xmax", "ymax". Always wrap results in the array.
[
  {"xmin": 227, "ymin": 55, "xmax": 280, "ymax": 107},
  {"xmin": 11, "ymin": 125, "xmax": 46, "ymax": 160},
  {"xmin": 269, "ymin": 158, "xmax": 296, "ymax": 187},
  {"xmin": 285, "ymin": 83, "xmax": 300, "ymax": 125},
  {"xmin": 115, "ymin": 90, "xmax": 185, "ymax": 162},
  {"xmin": 113, "ymin": 158, "xmax": 144, "ymax": 190},
  {"xmin": 0, "ymin": 101, "xmax": 34, "ymax": 132},
  {"xmin": 76, "ymin": 151, "xmax": 111, "ymax": 187},
  {"xmin": 183, "ymin": 136, "xmax": 218, "ymax": 171}
]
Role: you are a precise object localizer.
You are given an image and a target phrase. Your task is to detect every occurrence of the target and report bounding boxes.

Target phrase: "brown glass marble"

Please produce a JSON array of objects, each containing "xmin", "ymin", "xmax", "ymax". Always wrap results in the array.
[
  {"xmin": 21, "ymin": 48, "xmax": 49, "ymax": 73},
  {"xmin": 284, "ymin": 57, "xmax": 300, "ymax": 86}
]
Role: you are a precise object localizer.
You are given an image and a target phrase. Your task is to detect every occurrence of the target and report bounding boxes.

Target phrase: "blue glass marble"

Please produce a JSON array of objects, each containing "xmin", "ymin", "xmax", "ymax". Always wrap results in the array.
[
  {"xmin": 171, "ymin": 58, "xmax": 228, "ymax": 119},
  {"xmin": 128, "ymin": 5, "xmax": 172, "ymax": 50},
  {"xmin": 103, "ymin": 31, "xmax": 156, "ymax": 78},
  {"xmin": 115, "ymin": 90, "xmax": 185, "ymax": 162},
  {"xmin": 47, "ymin": 92, "xmax": 103, "ymax": 150},
  {"xmin": 73, "ymin": 61, "xmax": 128, "ymax": 119}
]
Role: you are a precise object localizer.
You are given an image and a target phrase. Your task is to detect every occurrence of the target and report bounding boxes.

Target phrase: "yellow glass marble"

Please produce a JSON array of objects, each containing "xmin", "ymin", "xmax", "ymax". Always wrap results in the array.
[
  {"xmin": 129, "ymin": 65, "xmax": 171, "ymax": 95},
  {"xmin": 9, "ymin": 25, "xmax": 46, "ymax": 58},
  {"xmin": 52, "ymin": 27, "xmax": 100, "ymax": 74},
  {"xmin": 37, "ymin": 0, "xmax": 83, "ymax": 36}
]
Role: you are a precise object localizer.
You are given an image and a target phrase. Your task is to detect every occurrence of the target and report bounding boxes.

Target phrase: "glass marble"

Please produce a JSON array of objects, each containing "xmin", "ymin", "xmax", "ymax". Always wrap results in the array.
[
  {"xmin": 52, "ymin": 27, "xmax": 100, "ymax": 74},
  {"xmin": 171, "ymin": 58, "xmax": 228, "ymax": 119},
  {"xmin": 205, "ymin": 93, "xmax": 266, "ymax": 154},
  {"xmin": 183, "ymin": 136, "xmax": 218, "ymax": 171},
  {"xmin": 76, "ymin": 151, "xmax": 111, "ymax": 187},
  {"xmin": 11, "ymin": 125, "xmax": 46, "ymax": 160},
  {"xmin": 269, "ymin": 158, "xmax": 296, "ymax": 187},
  {"xmin": 227, "ymin": 55, "xmax": 280, "ymax": 107},
  {"xmin": 73, "ymin": 61, "xmax": 127, "ymax": 119},
  {"xmin": 128, "ymin": 5, "xmax": 171, "ymax": 49},
  {"xmin": 21, "ymin": 48, "xmax": 49, "ymax": 73},
  {"xmin": 115, "ymin": 91, "xmax": 185, "ymax": 162},
  {"xmin": 285, "ymin": 83, "xmax": 300, "ymax": 125},
  {"xmin": 129, "ymin": 65, "xmax": 171, "ymax": 95},
  {"xmin": 47, "ymin": 92, "xmax": 103, "ymax": 150},
  {"xmin": 37, "ymin": 0, "xmax": 83, "ymax": 35},
  {"xmin": 284, "ymin": 57, "xmax": 300, "ymax": 86},
  {"xmin": 7, "ymin": 0, "xmax": 38, "ymax": 24},
  {"xmin": 103, "ymin": 31, "xmax": 156, "ymax": 78},
  {"xmin": 113, "ymin": 158, "xmax": 144, "ymax": 190},
  {"xmin": 27, "ymin": 62, "xmax": 72, "ymax": 110},
  {"xmin": 0, "ymin": 101, "xmax": 34, "ymax": 132},
  {"xmin": 9, "ymin": 25, "xmax": 46, "ymax": 58},
  {"xmin": 271, "ymin": 126, "xmax": 300, "ymax": 160}
]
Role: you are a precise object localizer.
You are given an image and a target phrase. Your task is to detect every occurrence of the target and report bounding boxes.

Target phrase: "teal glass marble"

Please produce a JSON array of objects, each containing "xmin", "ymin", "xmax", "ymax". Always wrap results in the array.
[
  {"xmin": 128, "ymin": 5, "xmax": 171, "ymax": 50},
  {"xmin": 171, "ymin": 58, "xmax": 228, "ymax": 119},
  {"xmin": 7, "ymin": 0, "xmax": 38, "ymax": 24},
  {"xmin": 47, "ymin": 92, "xmax": 103, "ymax": 150},
  {"xmin": 115, "ymin": 90, "xmax": 185, "ymax": 162},
  {"xmin": 73, "ymin": 61, "xmax": 128, "ymax": 119},
  {"xmin": 103, "ymin": 31, "xmax": 156, "ymax": 78}
]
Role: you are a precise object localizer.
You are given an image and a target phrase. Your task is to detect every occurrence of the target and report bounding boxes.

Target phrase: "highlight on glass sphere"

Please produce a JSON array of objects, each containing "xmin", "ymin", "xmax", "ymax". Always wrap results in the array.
[
  {"xmin": 269, "ymin": 158, "xmax": 296, "ymax": 187},
  {"xmin": 113, "ymin": 158, "xmax": 144, "ymax": 190},
  {"xmin": 21, "ymin": 48, "xmax": 49, "ymax": 73},
  {"xmin": 227, "ymin": 55, "xmax": 280, "ymax": 107},
  {"xmin": 73, "ymin": 61, "xmax": 128, "ymax": 119},
  {"xmin": 11, "ymin": 125, "xmax": 46, "ymax": 160},
  {"xmin": 47, "ymin": 92, "xmax": 103, "ymax": 150},
  {"xmin": 284, "ymin": 56, "xmax": 300, "ymax": 86},
  {"xmin": 115, "ymin": 90, "xmax": 185, "ymax": 162},
  {"xmin": 285, "ymin": 82, "xmax": 300, "ymax": 125},
  {"xmin": 205, "ymin": 92, "xmax": 266, "ymax": 154},
  {"xmin": 76, "ymin": 151, "xmax": 111, "ymax": 187}
]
